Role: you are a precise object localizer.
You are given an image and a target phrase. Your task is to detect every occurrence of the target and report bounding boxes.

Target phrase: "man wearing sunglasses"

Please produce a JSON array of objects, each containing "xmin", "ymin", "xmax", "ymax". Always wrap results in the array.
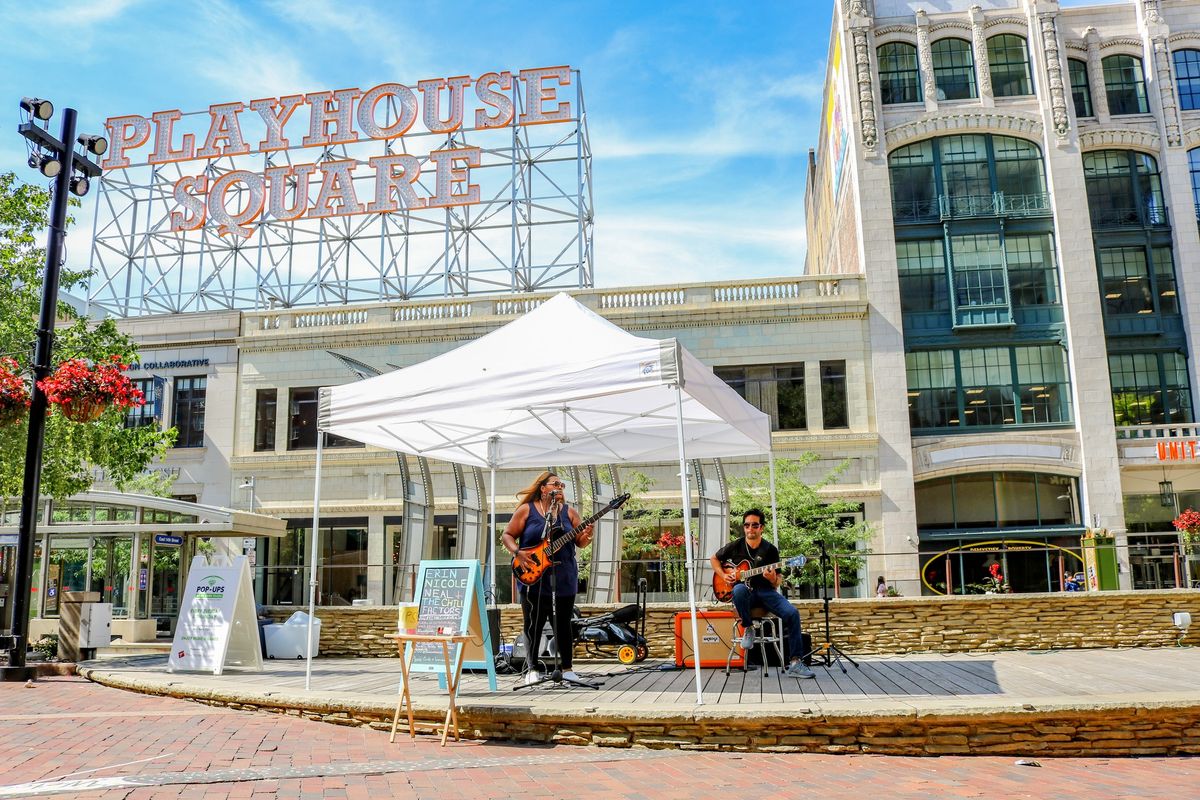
[{"xmin": 710, "ymin": 508, "xmax": 815, "ymax": 679}]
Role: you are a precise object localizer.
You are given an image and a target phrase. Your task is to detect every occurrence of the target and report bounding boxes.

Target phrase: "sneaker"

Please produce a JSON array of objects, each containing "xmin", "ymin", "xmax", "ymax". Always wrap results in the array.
[
  {"xmin": 739, "ymin": 627, "xmax": 755, "ymax": 650},
  {"xmin": 561, "ymin": 670, "xmax": 581, "ymax": 682},
  {"xmin": 523, "ymin": 670, "xmax": 541, "ymax": 686},
  {"xmin": 785, "ymin": 660, "xmax": 816, "ymax": 679}
]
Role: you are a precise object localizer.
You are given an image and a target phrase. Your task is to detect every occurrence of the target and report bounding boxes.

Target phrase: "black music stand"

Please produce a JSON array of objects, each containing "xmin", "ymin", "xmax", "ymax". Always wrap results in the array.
[
  {"xmin": 802, "ymin": 539, "xmax": 858, "ymax": 674},
  {"xmin": 513, "ymin": 499, "xmax": 600, "ymax": 691}
]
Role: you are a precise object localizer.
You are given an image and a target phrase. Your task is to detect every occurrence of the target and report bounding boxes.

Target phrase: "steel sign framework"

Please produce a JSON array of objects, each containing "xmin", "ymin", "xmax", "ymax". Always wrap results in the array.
[{"xmin": 86, "ymin": 71, "xmax": 593, "ymax": 316}]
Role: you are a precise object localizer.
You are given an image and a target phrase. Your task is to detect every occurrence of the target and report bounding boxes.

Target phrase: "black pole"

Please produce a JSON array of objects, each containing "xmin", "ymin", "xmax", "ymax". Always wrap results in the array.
[{"xmin": 3, "ymin": 108, "xmax": 77, "ymax": 680}]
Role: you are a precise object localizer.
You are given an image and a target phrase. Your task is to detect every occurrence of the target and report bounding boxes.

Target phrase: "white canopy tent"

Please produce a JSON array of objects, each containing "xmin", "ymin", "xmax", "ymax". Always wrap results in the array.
[{"xmin": 309, "ymin": 293, "xmax": 776, "ymax": 703}]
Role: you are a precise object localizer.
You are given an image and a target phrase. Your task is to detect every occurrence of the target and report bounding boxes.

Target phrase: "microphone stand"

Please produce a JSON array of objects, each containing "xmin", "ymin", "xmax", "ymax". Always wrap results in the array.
[
  {"xmin": 514, "ymin": 491, "xmax": 600, "ymax": 691},
  {"xmin": 802, "ymin": 539, "xmax": 858, "ymax": 674}
]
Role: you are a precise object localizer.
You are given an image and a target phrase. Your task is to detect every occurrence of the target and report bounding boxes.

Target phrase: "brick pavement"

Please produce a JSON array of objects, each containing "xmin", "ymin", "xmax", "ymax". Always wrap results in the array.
[{"xmin": 2, "ymin": 676, "xmax": 1199, "ymax": 799}]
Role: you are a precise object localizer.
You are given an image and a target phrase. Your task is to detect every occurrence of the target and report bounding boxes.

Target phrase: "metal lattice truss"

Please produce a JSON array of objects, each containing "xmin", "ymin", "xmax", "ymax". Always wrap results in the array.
[{"xmin": 86, "ymin": 74, "xmax": 593, "ymax": 316}]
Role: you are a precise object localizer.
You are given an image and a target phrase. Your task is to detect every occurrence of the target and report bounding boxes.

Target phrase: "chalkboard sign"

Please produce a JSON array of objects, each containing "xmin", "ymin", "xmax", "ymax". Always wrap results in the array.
[{"xmin": 408, "ymin": 559, "xmax": 496, "ymax": 690}]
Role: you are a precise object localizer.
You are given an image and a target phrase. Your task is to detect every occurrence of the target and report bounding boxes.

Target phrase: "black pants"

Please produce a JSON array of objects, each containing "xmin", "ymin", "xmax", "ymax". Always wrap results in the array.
[{"xmin": 520, "ymin": 591, "xmax": 575, "ymax": 671}]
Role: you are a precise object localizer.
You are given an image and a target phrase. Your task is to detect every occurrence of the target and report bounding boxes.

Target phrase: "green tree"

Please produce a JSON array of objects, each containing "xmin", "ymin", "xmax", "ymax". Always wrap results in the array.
[
  {"xmin": 0, "ymin": 172, "xmax": 174, "ymax": 499},
  {"xmin": 728, "ymin": 454, "xmax": 872, "ymax": 591}
]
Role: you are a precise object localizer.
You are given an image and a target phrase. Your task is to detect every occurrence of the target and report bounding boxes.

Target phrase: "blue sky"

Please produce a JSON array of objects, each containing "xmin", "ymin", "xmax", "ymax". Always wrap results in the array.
[{"xmin": 0, "ymin": 0, "xmax": 828, "ymax": 290}]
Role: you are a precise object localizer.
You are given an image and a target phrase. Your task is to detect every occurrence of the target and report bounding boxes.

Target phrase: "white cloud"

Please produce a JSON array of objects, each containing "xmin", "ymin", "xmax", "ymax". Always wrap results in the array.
[
  {"xmin": 594, "ymin": 209, "xmax": 806, "ymax": 287},
  {"xmin": 43, "ymin": 0, "xmax": 143, "ymax": 26},
  {"xmin": 189, "ymin": 1, "xmax": 317, "ymax": 98}
]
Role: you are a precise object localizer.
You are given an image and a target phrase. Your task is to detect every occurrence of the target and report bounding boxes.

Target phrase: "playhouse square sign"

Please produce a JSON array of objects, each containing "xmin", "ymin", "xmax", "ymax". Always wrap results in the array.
[{"xmin": 101, "ymin": 67, "xmax": 573, "ymax": 238}]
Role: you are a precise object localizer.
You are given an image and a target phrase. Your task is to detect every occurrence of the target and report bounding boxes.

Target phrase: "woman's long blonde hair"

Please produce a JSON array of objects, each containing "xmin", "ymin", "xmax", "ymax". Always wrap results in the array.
[{"xmin": 515, "ymin": 470, "xmax": 556, "ymax": 506}]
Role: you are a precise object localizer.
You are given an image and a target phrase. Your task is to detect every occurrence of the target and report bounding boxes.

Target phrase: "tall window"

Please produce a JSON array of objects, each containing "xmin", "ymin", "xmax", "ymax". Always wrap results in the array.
[
  {"xmin": 1102, "ymin": 54, "xmax": 1149, "ymax": 115},
  {"xmin": 287, "ymin": 388, "xmax": 361, "ymax": 450},
  {"xmin": 879, "ymin": 42, "xmax": 922, "ymax": 105},
  {"xmin": 1109, "ymin": 352, "xmax": 1193, "ymax": 426},
  {"xmin": 254, "ymin": 389, "xmax": 277, "ymax": 452},
  {"xmin": 715, "ymin": 364, "xmax": 806, "ymax": 430},
  {"xmin": 906, "ymin": 346, "xmax": 1072, "ymax": 431},
  {"xmin": 987, "ymin": 35, "xmax": 1033, "ymax": 97},
  {"xmin": 124, "ymin": 378, "xmax": 159, "ymax": 429},
  {"xmin": 1083, "ymin": 150, "xmax": 1166, "ymax": 228},
  {"xmin": 1068, "ymin": 58, "xmax": 1093, "ymax": 117},
  {"xmin": 889, "ymin": 139, "xmax": 936, "ymax": 222},
  {"xmin": 1174, "ymin": 49, "xmax": 1200, "ymax": 111},
  {"xmin": 172, "ymin": 376, "xmax": 206, "ymax": 448},
  {"xmin": 897, "ymin": 240, "xmax": 949, "ymax": 313},
  {"xmin": 820, "ymin": 361, "xmax": 848, "ymax": 429},
  {"xmin": 931, "ymin": 38, "xmax": 977, "ymax": 100},
  {"xmin": 1005, "ymin": 235, "xmax": 1059, "ymax": 306},
  {"xmin": 950, "ymin": 233, "xmax": 1009, "ymax": 316}
]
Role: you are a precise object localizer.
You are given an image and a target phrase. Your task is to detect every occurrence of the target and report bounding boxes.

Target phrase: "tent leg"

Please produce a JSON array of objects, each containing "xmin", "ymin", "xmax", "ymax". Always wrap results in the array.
[
  {"xmin": 488, "ymin": 467, "xmax": 497, "ymax": 604},
  {"xmin": 768, "ymin": 452, "xmax": 779, "ymax": 547},
  {"xmin": 304, "ymin": 434, "xmax": 324, "ymax": 691},
  {"xmin": 675, "ymin": 385, "xmax": 705, "ymax": 706}
]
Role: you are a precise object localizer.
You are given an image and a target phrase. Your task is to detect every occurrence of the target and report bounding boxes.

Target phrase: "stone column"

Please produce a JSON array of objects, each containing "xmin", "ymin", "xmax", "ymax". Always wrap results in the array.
[
  {"xmin": 367, "ymin": 514, "xmax": 384, "ymax": 604},
  {"xmin": 970, "ymin": 5, "xmax": 994, "ymax": 107},
  {"xmin": 916, "ymin": 11, "xmax": 939, "ymax": 112},
  {"xmin": 1085, "ymin": 28, "xmax": 1110, "ymax": 123},
  {"xmin": 1033, "ymin": 1, "xmax": 1072, "ymax": 144}
]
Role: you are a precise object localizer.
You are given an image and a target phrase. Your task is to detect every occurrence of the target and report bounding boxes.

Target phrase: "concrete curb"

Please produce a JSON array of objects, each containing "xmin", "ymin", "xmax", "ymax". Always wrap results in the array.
[{"xmin": 78, "ymin": 663, "xmax": 1200, "ymax": 756}]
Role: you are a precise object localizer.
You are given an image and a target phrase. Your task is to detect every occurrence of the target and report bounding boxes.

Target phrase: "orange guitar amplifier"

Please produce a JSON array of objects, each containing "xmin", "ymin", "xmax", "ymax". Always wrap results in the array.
[{"xmin": 674, "ymin": 610, "xmax": 742, "ymax": 668}]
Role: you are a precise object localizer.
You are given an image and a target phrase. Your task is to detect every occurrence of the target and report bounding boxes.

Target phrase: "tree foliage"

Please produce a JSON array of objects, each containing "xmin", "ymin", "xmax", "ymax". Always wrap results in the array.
[
  {"xmin": 0, "ymin": 172, "xmax": 174, "ymax": 499},
  {"xmin": 728, "ymin": 454, "xmax": 872, "ymax": 590}
]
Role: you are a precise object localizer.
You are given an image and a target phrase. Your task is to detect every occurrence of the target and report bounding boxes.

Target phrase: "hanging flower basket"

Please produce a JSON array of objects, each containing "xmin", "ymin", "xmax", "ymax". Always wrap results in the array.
[
  {"xmin": 0, "ymin": 357, "xmax": 31, "ymax": 428},
  {"xmin": 1173, "ymin": 508, "xmax": 1200, "ymax": 550},
  {"xmin": 37, "ymin": 356, "xmax": 144, "ymax": 423}
]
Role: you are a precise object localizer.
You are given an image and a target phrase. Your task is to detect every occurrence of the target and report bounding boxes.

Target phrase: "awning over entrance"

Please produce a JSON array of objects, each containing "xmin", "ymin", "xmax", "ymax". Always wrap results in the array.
[{"xmin": 0, "ymin": 490, "xmax": 287, "ymax": 540}]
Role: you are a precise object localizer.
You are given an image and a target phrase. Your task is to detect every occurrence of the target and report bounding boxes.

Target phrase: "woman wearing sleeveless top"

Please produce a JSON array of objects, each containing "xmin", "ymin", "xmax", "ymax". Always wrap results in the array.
[{"xmin": 501, "ymin": 470, "xmax": 594, "ymax": 684}]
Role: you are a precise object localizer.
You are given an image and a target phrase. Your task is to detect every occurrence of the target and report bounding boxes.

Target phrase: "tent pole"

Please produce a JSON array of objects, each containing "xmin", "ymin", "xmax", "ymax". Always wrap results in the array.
[
  {"xmin": 768, "ymin": 452, "xmax": 779, "ymax": 547},
  {"xmin": 488, "ymin": 466, "xmax": 497, "ymax": 604},
  {"xmin": 304, "ymin": 433, "xmax": 324, "ymax": 691},
  {"xmin": 674, "ymin": 385, "xmax": 705, "ymax": 706}
]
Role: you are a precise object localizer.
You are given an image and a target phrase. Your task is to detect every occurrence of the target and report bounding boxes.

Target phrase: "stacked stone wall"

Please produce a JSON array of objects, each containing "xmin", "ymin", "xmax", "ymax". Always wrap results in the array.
[{"xmin": 267, "ymin": 589, "xmax": 1200, "ymax": 658}]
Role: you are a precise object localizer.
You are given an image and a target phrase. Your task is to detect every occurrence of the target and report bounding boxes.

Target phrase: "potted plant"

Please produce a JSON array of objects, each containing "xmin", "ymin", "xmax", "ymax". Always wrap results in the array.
[
  {"xmin": 37, "ymin": 356, "xmax": 144, "ymax": 423},
  {"xmin": 1173, "ymin": 508, "xmax": 1200, "ymax": 548},
  {"xmin": 0, "ymin": 357, "xmax": 30, "ymax": 427}
]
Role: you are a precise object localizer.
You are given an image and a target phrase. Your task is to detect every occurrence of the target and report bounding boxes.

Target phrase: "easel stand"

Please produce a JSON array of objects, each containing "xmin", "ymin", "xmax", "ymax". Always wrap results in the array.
[
  {"xmin": 513, "ymin": 502, "xmax": 601, "ymax": 692},
  {"xmin": 803, "ymin": 540, "xmax": 859, "ymax": 675}
]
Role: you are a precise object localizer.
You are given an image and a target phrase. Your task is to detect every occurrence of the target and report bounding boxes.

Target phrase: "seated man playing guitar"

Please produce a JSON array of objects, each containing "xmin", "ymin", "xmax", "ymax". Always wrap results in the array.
[{"xmin": 709, "ymin": 508, "xmax": 815, "ymax": 679}]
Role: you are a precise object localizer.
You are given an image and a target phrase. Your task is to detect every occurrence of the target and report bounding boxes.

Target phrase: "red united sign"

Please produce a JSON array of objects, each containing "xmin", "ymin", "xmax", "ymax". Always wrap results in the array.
[{"xmin": 101, "ymin": 67, "xmax": 573, "ymax": 238}]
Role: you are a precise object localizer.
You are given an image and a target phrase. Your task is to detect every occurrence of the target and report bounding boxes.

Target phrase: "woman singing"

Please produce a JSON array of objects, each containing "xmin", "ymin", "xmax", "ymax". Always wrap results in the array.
[{"xmin": 501, "ymin": 470, "xmax": 593, "ymax": 684}]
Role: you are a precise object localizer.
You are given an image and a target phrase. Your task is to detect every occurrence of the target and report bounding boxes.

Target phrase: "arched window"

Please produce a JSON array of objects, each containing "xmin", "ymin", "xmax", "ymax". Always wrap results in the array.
[
  {"xmin": 1102, "ymin": 54, "xmax": 1149, "ymax": 115},
  {"xmin": 1082, "ymin": 150, "xmax": 1165, "ymax": 227},
  {"xmin": 888, "ymin": 134, "xmax": 1048, "ymax": 221},
  {"xmin": 878, "ymin": 42, "xmax": 922, "ymax": 105},
  {"xmin": 1175, "ymin": 49, "xmax": 1200, "ymax": 111},
  {"xmin": 987, "ymin": 34, "xmax": 1033, "ymax": 97},
  {"xmin": 1068, "ymin": 58, "xmax": 1093, "ymax": 117},
  {"xmin": 931, "ymin": 38, "xmax": 977, "ymax": 100}
]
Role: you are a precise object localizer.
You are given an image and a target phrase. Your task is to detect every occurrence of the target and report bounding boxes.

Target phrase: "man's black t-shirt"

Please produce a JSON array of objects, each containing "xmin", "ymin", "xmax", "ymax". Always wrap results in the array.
[{"xmin": 714, "ymin": 536, "xmax": 780, "ymax": 592}]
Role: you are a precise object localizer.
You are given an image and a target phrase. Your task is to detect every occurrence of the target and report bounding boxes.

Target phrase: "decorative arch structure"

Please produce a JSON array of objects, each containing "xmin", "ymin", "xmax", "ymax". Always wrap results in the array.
[{"xmin": 885, "ymin": 110, "xmax": 1044, "ymax": 151}]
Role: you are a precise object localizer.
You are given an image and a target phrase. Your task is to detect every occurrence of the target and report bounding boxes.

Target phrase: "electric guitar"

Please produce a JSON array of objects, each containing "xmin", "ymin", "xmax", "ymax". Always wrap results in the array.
[
  {"xmin": 513, "ymin": 493, "xmax": 631, "ymax": 586},
  {"xmin": 712, "ymin": 555, "xmax": 808, "ymax": 602}
]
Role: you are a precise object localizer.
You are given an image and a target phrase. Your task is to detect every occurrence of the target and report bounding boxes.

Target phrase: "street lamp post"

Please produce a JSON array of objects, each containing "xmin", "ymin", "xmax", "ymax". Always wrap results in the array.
[{"xmin": 3, "ymin": 101, "xmax": 104, "ymax": 681}]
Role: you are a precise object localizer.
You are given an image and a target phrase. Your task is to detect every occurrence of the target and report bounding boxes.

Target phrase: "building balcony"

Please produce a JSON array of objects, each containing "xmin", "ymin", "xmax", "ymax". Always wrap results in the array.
[
  {"xmin": 1116, "ymin": 423, "xmax": 1200, "ymax": 465},
  {"xmin": 893, "ymin": 192, "xmax": 1052, "ymax": 224}
]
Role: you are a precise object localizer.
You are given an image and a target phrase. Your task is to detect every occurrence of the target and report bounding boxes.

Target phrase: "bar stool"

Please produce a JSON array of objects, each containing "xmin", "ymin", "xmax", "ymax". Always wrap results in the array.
[{"xmin": 725, "ymin": 607, "xmax": 785, "ymax": 676}]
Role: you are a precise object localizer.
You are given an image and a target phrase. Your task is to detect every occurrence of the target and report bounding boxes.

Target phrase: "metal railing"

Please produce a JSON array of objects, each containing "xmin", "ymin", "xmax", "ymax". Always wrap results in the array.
[
  {"xmin": 893, "ymin": 193, "xmax": 1052, "ymax": 223},
  {"xmin": 1116, "ymin": 423, "xmax": 1200, "ymax": 441},
  {"xmin": 1089, "ymin": 204, "xmax": 1170, "ymax": 230}
]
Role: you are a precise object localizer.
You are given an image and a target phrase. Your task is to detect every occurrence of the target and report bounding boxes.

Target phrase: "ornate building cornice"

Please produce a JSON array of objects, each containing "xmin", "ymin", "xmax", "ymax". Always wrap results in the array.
[
  {"xmin": 929, "ymin": 21, "xmax": 972, "ymax": 36},
  {"xmin": 874, "ymin": 24, "xmax": 917, "ymax": 38},
  {"xmin": 1077, "ymin": 127, "xmax": 1162, "ymax": 152},
  {"xmin": 984, "ymin": 17, "xmax": 1030, "ymax": 31},
  {"xmin": 1099, "ymin": 37, "xmax": 1147, "ymax": 53},
  {"xmin": 884, "ymin": 111, "xmax": 1043, "ymax": 151}
]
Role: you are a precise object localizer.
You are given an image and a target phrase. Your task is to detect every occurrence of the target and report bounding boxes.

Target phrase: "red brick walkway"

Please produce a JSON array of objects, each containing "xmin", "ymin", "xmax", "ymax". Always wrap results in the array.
[{"xmin": 2, "ymin": 676, "xmax": 1197, "ymax": 799}]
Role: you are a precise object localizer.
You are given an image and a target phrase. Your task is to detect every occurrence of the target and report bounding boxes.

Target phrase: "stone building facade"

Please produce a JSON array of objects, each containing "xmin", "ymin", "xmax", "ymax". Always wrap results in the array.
[{"xmin": 806, "ymin": 0, "xmax": 1200, "ymax": 594}]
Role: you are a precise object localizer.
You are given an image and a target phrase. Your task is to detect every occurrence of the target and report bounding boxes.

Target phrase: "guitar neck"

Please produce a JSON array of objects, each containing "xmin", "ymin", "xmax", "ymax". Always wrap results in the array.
[
  {"xmin": 738, "ymin": 560, "xmax": 785, "ymax": 580},
  {"xmin": 545, "ymin": 503, "xmax": 614, "ymax": 556}
]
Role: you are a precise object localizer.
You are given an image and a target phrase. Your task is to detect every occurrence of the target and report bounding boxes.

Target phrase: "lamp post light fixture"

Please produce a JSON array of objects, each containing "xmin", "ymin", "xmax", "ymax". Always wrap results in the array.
[
  {"xmin": 238, "ymin": 476, "xmax": 259, "ymax": 513},
  {"xmin": 3, "ymin": 99, "xmax": 105, "ymax": 681}
]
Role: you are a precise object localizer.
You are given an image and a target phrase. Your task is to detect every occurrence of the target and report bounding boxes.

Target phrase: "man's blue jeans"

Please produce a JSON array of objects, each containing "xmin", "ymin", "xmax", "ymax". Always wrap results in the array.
[{"xmin": 731, "ymin": 583, "xmax": 803, "ymax": 659}]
